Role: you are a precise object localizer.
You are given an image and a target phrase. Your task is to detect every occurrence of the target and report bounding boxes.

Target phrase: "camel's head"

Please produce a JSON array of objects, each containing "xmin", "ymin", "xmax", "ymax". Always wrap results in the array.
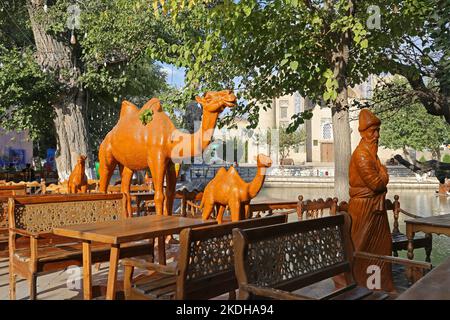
[
  {"xmin": 195, "ymin": 90, "xmax": 237, "ymax": 113},
  {"xmin": 256, "ymin": 154, "xmax": 272, "ymax": 168},
  {"xmin": 77, "ymin": 155, "xmax": 87, "ymax": 165}
]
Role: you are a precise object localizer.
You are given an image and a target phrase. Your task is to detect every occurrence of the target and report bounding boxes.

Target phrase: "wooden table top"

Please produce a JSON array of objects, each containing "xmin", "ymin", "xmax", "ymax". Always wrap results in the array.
[
  {"xmin": 405, "ymin": 214, "xmax": 450, "ymax": 227},
  {"xmin": 53, "ymin": 215, "xmax": 216, "ymax": 245},
  {"xmin": 397, "ymin": 257, "xmax": 450, "ymax": 300}
]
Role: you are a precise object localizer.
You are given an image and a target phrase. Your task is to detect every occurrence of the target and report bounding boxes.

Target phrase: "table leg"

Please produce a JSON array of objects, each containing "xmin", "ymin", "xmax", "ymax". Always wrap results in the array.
[
  {"xmin": 158, "ymin": 236, "xmax": 166, "ymax": 265},
  {"xmin": 106, "ymin": 244, "xmax": 121, "ymax": 300},
  {"xmin": 406, "ymin": 223, "xmax": 415, "ymax": 260},
  {"xmin": 82, "ymin": 241, "xmax": 92, "ymax": 300}
]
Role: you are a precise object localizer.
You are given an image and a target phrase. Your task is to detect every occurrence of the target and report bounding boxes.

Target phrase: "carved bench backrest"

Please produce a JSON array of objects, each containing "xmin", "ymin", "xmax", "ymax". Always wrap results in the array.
[
  {"xmin": 8, "ymin": 194, "xmax": 126, "ymax": 234},
  {"xmin": 233, "ymin": 214, "xmax": 355, "ymax": 296},
  {"xmin": 297, "ymin": 195, "xmax": 338, "ymax": 220},
  {"xmin": 176, "ymin": 214, "xmax": 288, "ymax": 299}
]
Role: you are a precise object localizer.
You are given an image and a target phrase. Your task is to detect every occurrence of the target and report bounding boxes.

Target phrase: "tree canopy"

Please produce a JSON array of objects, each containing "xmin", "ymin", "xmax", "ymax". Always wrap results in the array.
[{"xmin": 372, "ymin": 78, "xmax": 450, "ymax": 160}]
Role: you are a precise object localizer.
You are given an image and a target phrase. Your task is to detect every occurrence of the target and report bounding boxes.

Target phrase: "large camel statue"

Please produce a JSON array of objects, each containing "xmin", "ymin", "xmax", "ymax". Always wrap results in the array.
[
  {"xmin": 201, "ymin": 154, "xmax": 272, "ymax": 224},
  {"xmin": 98, "ymin": 90, "xmax": 237, "ymax": 216}
]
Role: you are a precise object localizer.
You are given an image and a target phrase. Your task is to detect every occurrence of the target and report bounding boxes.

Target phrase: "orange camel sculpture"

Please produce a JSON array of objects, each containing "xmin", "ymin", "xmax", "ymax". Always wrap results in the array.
[
  {"xmin": 98, "ymin": 90, "xmax": 237, "ymax": 216},
  {"xmin": 67, "ymin": 155, "xmax": 88, "ymax": 194},
  {"xmin": 201, "ymin": 154, "xmax": 272, "ymax": 224}
]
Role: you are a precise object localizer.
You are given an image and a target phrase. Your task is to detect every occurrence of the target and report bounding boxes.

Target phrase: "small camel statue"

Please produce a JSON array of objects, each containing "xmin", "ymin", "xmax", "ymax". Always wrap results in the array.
[
  {"xmin": 68, "ymin": 155, "xmax": 88, "ymax": 194},
  {"xmin": 201, "ymin": 154, "xmax": 272, "ymax": 224},
  {"xmin": 98, "ymin": 90, "xmax": 237, "ymax": 216}
]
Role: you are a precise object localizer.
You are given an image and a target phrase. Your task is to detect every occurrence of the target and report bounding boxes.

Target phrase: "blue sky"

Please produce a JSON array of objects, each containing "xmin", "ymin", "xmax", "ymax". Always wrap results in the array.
[{"xmin": 159, "ymin": 62, "xmax": 186, "ymax": 88}]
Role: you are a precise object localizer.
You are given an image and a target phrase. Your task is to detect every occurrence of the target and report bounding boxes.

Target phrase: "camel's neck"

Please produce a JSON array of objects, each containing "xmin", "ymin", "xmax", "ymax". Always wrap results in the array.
[
  {"xmin": 171, "ymin": 111, "xmax": 219, "ymax": 159},
  {"xmin": 248, "ymin": 166, "xmax": 268, "ymax": 199}
]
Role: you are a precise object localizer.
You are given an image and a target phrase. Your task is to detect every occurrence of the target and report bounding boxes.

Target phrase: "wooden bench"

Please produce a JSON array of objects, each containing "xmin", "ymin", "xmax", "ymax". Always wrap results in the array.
[
  {"xmin": 8, "ymin": 194, "xmax": 154, "ymax": 300},
  {"xmin": 232, "ymin": 213, "xmax": 431, "ymax": 300},
  {"xmin": 338, "ymin": 195, "xmax": 432, "ymax": 262},
  {"xmin": 122, "ymin": 214, "xmax": 288, "ymax": 300}
]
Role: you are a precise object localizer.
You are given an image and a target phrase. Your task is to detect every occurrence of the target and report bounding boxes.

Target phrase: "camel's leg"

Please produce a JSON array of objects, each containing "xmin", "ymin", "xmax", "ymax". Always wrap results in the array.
[
  {"xmin": 164, "ymin": 162, "xmax": 177, "ymax": 216},
  {"xmin": 243, "ymin": 203, "xmax": 250, "ymax": 220},
  {"xmin": 202, "ymin": 202, "xmax": 215, "ymax": 221},
  {"xmin": 229, "ymin": 200, "xmax": 241, "ymax": 222},
  {"xmin": 98, "ymin": 141, "xmax": 118, "ymax": 193},
  {"xmin": 216, "ymin": 205, "xmax": 226, "ymax": 224},
  {"xmin": 120, "ymin": 166, "xmax": 134, "ymax": 217},
  {"xmin": 149, "ymin": 157, "xmax": 167, "ymax": 216}
]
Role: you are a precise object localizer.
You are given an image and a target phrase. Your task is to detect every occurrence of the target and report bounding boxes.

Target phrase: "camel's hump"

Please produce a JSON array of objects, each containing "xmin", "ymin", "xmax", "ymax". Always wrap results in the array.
[
  {"xmin": 141, "ymin": 98, "xmax": 163, "ymax": 112},
  {"xmin": 119, "ymin": 100, "xmax": 140, "ymax": 119},
  {"xmin": 119, "ymin": 99, "xmax": 163, "ymax": 120}
]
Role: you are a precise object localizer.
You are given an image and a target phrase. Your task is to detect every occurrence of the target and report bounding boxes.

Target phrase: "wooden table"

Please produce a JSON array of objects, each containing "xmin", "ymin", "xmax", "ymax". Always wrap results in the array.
[
  {"xmin": 398, "ymin": 256, "xmax": 450, "ymax": 299},
  {"xmin": 406, "ymin": 214, "xmax": 450, "ymax": 260},
  {"xmin": 53, "ymin": 215, "xmax": 215, "ymax": 300},
  {"xmin": 248, "ymin": 198, "xmax": 298, "ymax": 218}
]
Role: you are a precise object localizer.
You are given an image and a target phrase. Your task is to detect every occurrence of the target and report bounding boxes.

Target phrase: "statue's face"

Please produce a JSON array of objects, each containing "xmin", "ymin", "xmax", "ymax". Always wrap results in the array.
[{"xmin": 361, "ymin": 125, "xmax": 380, "ymax": 145}]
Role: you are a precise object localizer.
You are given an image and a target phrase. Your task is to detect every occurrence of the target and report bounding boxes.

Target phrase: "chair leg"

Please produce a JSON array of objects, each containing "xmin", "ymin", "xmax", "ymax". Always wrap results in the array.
[
  {"xmin": 9, "ymin": 271, "xmax": 16, "ymax": 300},
  {"xmin": 123, "ymin": 265, "xmax": 134, "ymax": 300},
  {"xmin": 29, "ymin": 274, "xmax": 37, "ymax": 300},
  {"xmin": 425, "ymin": 234, "xmax": 432, "ymax": 263}
]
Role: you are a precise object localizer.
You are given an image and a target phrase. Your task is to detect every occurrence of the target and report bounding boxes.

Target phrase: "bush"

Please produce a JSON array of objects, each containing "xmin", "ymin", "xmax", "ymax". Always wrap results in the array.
[
  {"xmin": 442, "ymin": 154, "xmax": 450, "ymax": 163},
  {"xmin": 419, "ymin": 155, "xmax": 427, "ymax": 162}
]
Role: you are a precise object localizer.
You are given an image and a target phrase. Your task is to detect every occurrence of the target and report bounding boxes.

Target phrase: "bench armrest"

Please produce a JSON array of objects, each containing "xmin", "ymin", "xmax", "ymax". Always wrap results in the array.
[
  {"xmin": 9, "ymin": 228, "xmax": 40, "ymax": 239},
  {"xmin": 240, "ymin": 284, "xmax": 316, "ymax": 300},
  {"xmin": 122, "ymin": 258, "xmax": 178, "ymax": 275},
  {"xmin": 354, "ymin": 251, "xmax": 432, "ymax": 270}
]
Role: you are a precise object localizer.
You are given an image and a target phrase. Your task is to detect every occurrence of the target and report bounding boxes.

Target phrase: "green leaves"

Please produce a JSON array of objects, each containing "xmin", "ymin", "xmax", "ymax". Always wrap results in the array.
[
  {"xmin": 289, "ymin": 61, "xmax": 299, "ymax": 71},
  {"xmin": 139, "ymin": 109, "xmax": 154, "ymax": 126}
]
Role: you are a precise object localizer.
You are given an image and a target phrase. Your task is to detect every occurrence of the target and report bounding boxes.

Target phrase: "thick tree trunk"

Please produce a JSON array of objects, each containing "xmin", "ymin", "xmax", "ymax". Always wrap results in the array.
[
  {"xmin": 28, "ymin": 0, "xmax": 92, "ymax": 181},
  {"xmin": 330, "ymin": 1, "xmax": 353, "ymax": 202},
  {"xmin": 53, "ymin": 89, "xmax": 92, "ymax": 180}
]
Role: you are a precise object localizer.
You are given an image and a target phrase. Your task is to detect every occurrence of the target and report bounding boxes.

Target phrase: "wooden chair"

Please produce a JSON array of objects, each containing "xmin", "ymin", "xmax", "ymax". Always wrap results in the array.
[
  {"xmin": 0, "ymin": 186, "xmax": 26, "ymax": 256},
  {"xmin": 233, "ymin": 213, "xmax": 431, "ymax": 300},
  {"xmin": 0, "ymin": 185, "xmax": 27, "ymax": 196},
  {"xmin": 8, "ymin": 193, "xmax": 154, "ymax": 300},
  {"xmin": 338, "ymin": 195, "xmax": 432, "ymax": 262},
  {"xmin": 122, "ymin": 214, "xmax": 288, "ymax": 300},
  {"xmin": 297, "ymin": 195, "xmax": 338, "ymax": 220}
]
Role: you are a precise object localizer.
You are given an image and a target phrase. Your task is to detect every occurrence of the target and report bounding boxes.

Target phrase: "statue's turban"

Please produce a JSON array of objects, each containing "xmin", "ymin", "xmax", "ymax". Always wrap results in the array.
[{"xmin": 358, "ymin": 109, "xmax": 381, "ymax": 132}]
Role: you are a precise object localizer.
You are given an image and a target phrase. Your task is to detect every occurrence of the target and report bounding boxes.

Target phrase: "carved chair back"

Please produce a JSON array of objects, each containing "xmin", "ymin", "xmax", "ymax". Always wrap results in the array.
[
  {"xmin": 176, "ymin": 214, "xmax": 288, "ymax": 299},
  {"xmin": 8, "ymin": 194, "xmax": 127, "ymax": 245},
  {"xmin": 337, "ymin": 195, "xmax": 402, "ymax": 234},
  {"xmin": 107, "ymin": 184, "xmax": 151, "ymax": 193},
  {"xmin": 233, "ymin": 213, "xmax": 355, "ymax": 299},
  {"xmin": 0, "ymin": 196, "xmax": 8, "ymax": 229},
  {"xmin": 0, "ymin": 185, "xmax": 27, "ymax": 196},
  {"xmin": 297, "ymin": 195, "xmax": 338, "ymax": 220}
]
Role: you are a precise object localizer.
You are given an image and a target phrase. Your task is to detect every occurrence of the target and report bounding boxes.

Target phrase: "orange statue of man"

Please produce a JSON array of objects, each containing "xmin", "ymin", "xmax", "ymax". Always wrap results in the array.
[{"xmin": 348, "ymin": 109, "xmax": 394, "ymax": 292}]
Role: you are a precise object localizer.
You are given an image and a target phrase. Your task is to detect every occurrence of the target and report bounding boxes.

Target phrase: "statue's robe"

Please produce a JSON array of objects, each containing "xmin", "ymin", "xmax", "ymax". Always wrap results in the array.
[{"xmin": 348, "ymin": 142, "xmax": 394, "ymax": 292}]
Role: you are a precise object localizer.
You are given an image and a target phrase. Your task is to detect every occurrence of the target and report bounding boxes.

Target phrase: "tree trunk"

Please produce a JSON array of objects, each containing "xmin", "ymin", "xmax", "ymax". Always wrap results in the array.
[
  {"xmin": 330, "ymin": 1, "xmax": 353, "ymax": 202},
  {"xmin": 53, "ymin": 89, "xmax": 92, "ymax": 180},
  {"xmin": 28, "ymin": 0, "xmax": 92, "ymax": 181}
]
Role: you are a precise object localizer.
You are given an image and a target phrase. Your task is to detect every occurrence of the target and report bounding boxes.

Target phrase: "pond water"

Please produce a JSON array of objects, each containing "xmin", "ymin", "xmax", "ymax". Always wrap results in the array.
[{"xmin": 256, "ymin": 187, "xmax": 450, "ymax": 266}]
